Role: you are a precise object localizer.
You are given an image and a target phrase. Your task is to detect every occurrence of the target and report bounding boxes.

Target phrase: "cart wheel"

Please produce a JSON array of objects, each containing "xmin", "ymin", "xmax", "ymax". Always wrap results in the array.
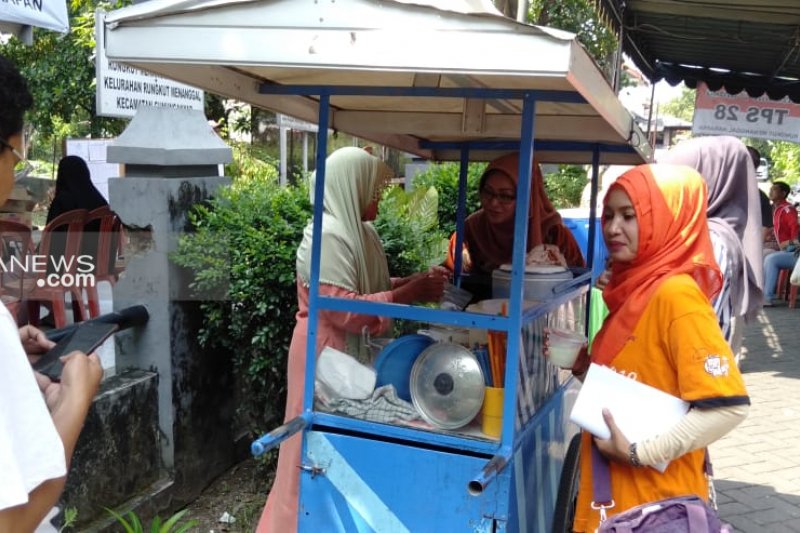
[{"xmin": 552, "ymin": 434, "xmax": 581, "ymax": 533}]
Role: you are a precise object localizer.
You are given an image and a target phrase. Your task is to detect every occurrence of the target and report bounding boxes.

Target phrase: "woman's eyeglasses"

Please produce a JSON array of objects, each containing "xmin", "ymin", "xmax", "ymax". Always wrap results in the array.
[
  {"xmin": 479, "ymin": 188, "xmax": 516, "ymax": 205},
  {"xmin": 0, "ymin": 138, "xmax": 34, "ymax": 182}
]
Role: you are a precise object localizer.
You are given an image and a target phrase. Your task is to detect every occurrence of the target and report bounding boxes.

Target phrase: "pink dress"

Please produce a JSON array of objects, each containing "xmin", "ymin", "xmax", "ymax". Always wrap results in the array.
[{"xmin": 256, "ymin": 278, "xmax": 393, "ymax": 533}]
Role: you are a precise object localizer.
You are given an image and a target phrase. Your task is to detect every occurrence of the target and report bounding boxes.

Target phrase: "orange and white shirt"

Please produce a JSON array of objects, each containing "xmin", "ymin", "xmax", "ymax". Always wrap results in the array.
[{"xmin": 573, "ymin": 274, "xmax": 749, "ymax": 532}]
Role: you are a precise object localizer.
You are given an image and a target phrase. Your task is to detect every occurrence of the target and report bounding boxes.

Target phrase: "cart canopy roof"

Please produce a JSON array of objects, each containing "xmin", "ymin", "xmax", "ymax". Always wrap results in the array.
[{"xmin": 102, "ymin": 0, "xmax": 652, "ymax": 164}]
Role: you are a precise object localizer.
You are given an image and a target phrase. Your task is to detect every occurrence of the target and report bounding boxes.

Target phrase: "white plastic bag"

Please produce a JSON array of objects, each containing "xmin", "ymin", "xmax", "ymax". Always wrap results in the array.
[
  {"xmin": 315, "ymin": 346, "xmax": 376, "ymax": 402},
  {"xmin": 791, "ymin": 255, "xmax": 800, "ymax": 286}
]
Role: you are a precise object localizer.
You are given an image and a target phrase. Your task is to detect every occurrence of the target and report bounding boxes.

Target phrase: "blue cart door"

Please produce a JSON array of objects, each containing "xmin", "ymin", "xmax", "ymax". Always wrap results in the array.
[{"xmin": 298, "ymin": 430, "xmax": 510, "ymax": 532}]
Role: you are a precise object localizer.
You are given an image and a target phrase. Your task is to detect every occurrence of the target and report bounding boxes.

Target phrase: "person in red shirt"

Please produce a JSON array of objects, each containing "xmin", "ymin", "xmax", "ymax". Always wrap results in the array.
[{"xmin": 763, "ymin": 181, "xmax": 799, "ymax": 305}]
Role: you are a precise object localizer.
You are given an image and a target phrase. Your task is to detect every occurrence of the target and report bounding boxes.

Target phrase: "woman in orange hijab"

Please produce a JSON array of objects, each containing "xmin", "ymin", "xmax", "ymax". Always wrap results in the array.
[
  {"xmin": 563, "ymin": 164, "xmax": 749, "ymax": 532},
  {"xmin": 446, "ymin": 152, "xmax": 585, "ymax": 274}
]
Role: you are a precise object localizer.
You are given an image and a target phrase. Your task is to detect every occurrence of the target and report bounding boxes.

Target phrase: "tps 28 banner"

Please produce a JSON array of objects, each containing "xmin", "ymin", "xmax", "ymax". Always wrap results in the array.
[{"xmin": 693, "ymin": 82, "xmax": 800, "ymax": 143}]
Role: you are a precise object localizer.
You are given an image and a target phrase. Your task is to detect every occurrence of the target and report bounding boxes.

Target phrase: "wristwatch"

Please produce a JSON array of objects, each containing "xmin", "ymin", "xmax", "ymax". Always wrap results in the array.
[{"xmin": 629, "ymin": 442, "xmax": 642, "ymax": 467}]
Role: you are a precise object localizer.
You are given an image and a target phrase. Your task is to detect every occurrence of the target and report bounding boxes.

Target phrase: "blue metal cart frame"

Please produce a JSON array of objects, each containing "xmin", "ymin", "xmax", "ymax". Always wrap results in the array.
[
  {"xmin": 250, "ymin": 85, "xmax": 638, "ymax": 533},
  {"xmin": 97, "ymin": 1, "xmax": 652, "ymax": 529}
]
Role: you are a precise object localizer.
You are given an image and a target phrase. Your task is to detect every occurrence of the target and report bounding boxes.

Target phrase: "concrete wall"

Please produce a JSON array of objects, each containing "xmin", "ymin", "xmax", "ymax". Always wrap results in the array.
[
  {"xmin": 57, "ymin": 109, "xmax": 240, "ymax": 528},
  {"xmin": 59, "ymin": 370, "xmax": 165, "ymax": 528}
]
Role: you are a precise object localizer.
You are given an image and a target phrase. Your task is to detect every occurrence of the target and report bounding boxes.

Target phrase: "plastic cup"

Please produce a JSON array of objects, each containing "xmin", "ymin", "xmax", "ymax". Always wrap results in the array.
[
  {"xmin": 481, "ymin": 386, "xmax": 504, "ymax": 439},
  {"xmin": 547, "ymin": 328, "xmax": 587, "ymax": 369}
]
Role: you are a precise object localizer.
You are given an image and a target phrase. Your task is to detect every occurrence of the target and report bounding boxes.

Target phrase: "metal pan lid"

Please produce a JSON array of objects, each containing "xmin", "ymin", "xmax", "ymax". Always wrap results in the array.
[{"xmin": 409, "ymin": 342, "xmax": 485, "ymax": 430}]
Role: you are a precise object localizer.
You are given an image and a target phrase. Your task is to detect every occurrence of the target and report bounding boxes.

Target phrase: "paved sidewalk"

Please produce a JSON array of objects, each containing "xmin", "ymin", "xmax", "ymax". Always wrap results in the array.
[{"xmin": 712, "ymin": 305, "xmax": 800, "ymax": 532}]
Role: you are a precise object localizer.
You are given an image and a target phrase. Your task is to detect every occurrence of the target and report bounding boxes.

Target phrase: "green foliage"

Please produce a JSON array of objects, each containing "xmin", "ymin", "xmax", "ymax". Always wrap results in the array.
[
  {"xmin": 105, "ymin": 508, "xmax": 198, "ymax": 533},
  {"xmin": 0, "ymin": 1, "xmax": 129, "ymax": 140},
  {"xmin": 59, "ymin": 507, "xmax": 78, "ymax": 532},
  {"xmin": 528, "ymin": 0, "xmax": 618, "ymax": 70},
  {"xmin": 765, "ymin": 141, "xmax": 800, "ymax": 185},
  {"xmin": 410, "ymin": 162, "xmax": 485, "ymax": 235},
  {"xmin": 374, "ymin": 185, "xmax": 448, "ymax": 277},
  {"xmin": 661, "ymin": 87, "xmax": 696, "ymax": 122},
  {"xmin": 543, "ymin": 165, "xmax": 587, "ymax": 208},
  {"xmin": 172, "ymin": 173, "xmax": 311, "ymax": 431},
  {"xmin": 225, "ymin": 142, "xmax": 281, "ymax": 183}
]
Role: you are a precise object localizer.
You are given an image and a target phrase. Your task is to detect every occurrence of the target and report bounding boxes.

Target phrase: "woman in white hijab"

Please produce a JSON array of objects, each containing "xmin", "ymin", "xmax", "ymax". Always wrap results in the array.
[
  {"xmin": 661, "ymin": 136, "xmax": 764, "ymax": 362},
  {"xmin": 258, "ymin": 147, "xmax": 449, "ymax": 533}
]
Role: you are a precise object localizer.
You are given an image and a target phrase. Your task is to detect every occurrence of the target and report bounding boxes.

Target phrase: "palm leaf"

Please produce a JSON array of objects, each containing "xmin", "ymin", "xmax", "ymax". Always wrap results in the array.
[
  {"xmin": 105, "ymin": 508, "xmax": 138, "ymax": 533},
  {"xmin": 416, "ymin": 186, "xmax": 439, "ymax": 231},
  {"xmin": 159, "ymin": 509, "xmax": 196, "ymax": 532}
]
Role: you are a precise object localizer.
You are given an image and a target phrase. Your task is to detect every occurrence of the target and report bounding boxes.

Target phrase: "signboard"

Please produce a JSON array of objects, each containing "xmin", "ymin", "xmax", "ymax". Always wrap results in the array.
[
  {"xmin": 65, "ymin": 139, "xmax": 120, "ymax": 201},
  {"xmin": 0, "ymin": 0, "xmax": 68, "ymax": 33},
  {"xmin": 693, "ymin": 82, "xmax": 800, "ymax": 143},
  {"xmin": 277, "ymin": 114, "xmax": 319, "ymax": 133},
  {"xmin": 94, "ymin": 11, "xmax": 204, "ymax": 119}
]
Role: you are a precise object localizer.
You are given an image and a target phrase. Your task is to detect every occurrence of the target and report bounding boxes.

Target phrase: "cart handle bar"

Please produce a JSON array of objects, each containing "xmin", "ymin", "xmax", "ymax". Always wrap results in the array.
[
  {"xmin": 251, "ymin": 414, "xmax": 311, "ymax": 457},
  {"xmin": 468, "ymin": 446, "xmax": 513, "ymax": 496}
]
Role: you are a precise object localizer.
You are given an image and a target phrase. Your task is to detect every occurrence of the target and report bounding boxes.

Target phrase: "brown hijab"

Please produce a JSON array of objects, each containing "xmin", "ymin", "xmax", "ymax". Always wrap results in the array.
[{"xmin": 459, "ymin": 152, "xmax": 585, "ymax": 274}]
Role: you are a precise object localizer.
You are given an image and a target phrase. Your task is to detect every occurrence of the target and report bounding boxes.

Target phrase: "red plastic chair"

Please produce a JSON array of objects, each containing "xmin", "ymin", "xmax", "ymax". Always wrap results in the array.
[
  {"xmin": 25, "ymin": 209, "xmax": 89, "ymax": 328},
  {"xmin": 82, "ymin": 206, "xmax": 123, "ymax": 318},
  {"xmin": 0, "ymin": 220, "xmax": 34, "ymax": 323}
]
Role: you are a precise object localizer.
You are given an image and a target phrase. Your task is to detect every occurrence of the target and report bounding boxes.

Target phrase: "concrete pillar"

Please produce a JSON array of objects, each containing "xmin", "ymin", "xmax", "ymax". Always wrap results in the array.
[{"xmin": 106, "ymin": 107, "xmax": 233, "ymax": 490}]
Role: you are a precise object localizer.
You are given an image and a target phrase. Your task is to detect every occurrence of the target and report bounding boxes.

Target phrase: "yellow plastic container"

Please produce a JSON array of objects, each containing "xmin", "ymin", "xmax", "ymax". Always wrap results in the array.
[{"xmin": 481, "ymin": 386, "xmax": 504, "ymax": 439}]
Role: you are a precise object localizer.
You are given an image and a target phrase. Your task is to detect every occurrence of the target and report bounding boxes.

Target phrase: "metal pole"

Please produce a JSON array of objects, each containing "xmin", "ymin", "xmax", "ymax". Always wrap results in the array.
[
  {"xmin": 303, "ymin": 132, "xmax": 309, "ymax": 174},
  {"xmin": 516, "ymin": 0, "xmax": 528, "ymax": 22},
  {"xmin": 453, "ymin": 147, "xmax": 469, "ymax": 286},
  {"xmin": 646, "ymin": 81, "xmax": 656, "ymax": 142},
  {"xmin": 611, "ymin": 1, "xmax": 627, "ymax": 93},
  {"xmin": 303, "ymin": 95, "xmax": 330, "ymax": 413},
  {"xmin": 279, "ymin": 119, "xmax": 288, "ymax": 186}
]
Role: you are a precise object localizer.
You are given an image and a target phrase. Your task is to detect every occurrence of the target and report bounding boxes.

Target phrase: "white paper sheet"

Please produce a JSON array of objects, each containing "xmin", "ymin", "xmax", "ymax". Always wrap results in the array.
[{"xmin": 570, "ymin": 364, "xmax": 690, "ymax": 472}]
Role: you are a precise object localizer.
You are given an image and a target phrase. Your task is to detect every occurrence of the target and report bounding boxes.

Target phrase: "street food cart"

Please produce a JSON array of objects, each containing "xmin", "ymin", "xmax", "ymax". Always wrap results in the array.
[{"xmin": 100, "ymin": 1, "xmax": 652, "ymax": 530}]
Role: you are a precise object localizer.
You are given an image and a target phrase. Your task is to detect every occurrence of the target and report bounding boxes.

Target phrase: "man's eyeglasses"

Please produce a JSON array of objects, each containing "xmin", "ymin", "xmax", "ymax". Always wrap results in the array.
[
  {"xmin": 0, "ymin": 138, "xmax": 34, "ymax": 182},
  {"xmin": 479, "ymin": 188, "xmax": 516, "ymax": 205}
]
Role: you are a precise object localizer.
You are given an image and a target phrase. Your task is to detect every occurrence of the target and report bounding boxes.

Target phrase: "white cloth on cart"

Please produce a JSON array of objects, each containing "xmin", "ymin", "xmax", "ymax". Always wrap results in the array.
[{"xmin": 317, "ymin": 385, "xmax": 420, "ymax": 423}]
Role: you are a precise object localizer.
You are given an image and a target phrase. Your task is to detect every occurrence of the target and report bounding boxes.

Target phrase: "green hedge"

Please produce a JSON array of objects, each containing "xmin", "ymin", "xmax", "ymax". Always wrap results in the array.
[
  {"xmin": 173, "ymin": 166, "xmax": 311, "ymax": 432},
  {"xmin": 411, "ymin": 162, "xmax": 485, "ymax": 236}
]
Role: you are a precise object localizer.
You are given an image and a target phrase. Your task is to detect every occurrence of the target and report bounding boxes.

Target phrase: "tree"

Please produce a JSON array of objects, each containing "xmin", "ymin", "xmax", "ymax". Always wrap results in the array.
[
  {"xmin": 0, "ymin": 0, "xmax": 228, "ymax": 158},
  {"xmin": 660, "ymin": 87, "xmax": 696, "ymax": 122},
  {"xmin": 528, "ymin": 0, "xmax": 618, "ymax": 73},
  {"xmin": 1, "ymin": 1, "xmax": 128, "ymax": 141},
  {"xmin": 766, "ymin": 141, "xmax": 800, "ymax": 185}
]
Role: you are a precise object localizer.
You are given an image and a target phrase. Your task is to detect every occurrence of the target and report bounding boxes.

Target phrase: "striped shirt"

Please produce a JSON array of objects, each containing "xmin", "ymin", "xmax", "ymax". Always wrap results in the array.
[{"xmin": 710, "ymin": 232, "xmax": 733, "ymax": 344}]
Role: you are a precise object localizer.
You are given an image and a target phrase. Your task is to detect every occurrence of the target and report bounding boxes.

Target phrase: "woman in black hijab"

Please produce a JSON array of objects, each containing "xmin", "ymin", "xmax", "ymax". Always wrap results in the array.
[
  {"xmin": 46, "ymin": 155, "xmax": 108, "ymax": 223},
  {"xmin": 44, "ymin": 156, "xmax": 110, "ymax": 286}
]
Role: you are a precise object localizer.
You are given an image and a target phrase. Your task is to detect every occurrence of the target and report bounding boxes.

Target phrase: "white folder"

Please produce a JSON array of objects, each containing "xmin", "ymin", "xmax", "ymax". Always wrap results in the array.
[{"xmin": 570, "ymin": 363, "xmax": 690, "ymax": 472}]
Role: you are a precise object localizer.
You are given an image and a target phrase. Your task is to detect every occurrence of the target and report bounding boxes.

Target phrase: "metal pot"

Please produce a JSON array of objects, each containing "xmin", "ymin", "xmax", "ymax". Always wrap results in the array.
[{"xmin": 491, "ymin": 265, "xmax": 573, "ymax": 300}]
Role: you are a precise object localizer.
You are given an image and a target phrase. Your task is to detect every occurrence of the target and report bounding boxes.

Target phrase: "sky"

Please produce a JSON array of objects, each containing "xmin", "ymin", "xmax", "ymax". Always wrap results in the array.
[{"xmin": 654, "ymin": 80, "xmax": 686, "ymax": 105}]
